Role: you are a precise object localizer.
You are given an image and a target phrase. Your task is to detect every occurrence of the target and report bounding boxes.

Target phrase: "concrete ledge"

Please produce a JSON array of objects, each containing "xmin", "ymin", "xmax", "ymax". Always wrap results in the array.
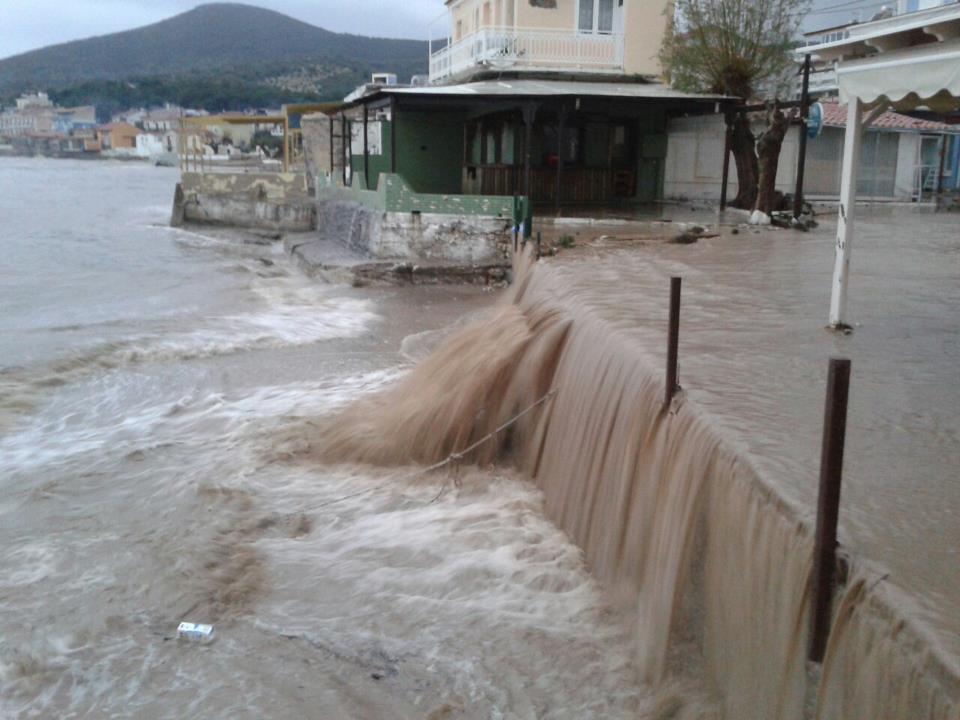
[
  {"xmin": 177, "ymin": 171, "xmax": 315, "ymax": 232},
  {"xmin": 285, "ymin": 233, "xmax": 509, "ymax": 286},
  {"xmin": 315, "ymin": 199, "xmax": 512, "ymax": 266}
]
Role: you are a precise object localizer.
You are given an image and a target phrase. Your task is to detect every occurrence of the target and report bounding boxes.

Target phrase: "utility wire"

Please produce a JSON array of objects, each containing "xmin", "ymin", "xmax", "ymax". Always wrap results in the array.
[{"xmin": 310, "ymin": 389, "xmax": 559, "ymax": 511}]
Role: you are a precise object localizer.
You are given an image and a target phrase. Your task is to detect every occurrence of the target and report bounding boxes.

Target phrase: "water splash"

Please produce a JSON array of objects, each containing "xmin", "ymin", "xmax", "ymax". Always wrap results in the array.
[{"xmin": 317, "ymin": 248, "xmax": 960, "ymax": 718}]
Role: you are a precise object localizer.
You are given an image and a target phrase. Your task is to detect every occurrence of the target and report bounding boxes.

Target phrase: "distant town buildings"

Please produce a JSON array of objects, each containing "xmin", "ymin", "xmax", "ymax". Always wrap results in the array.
[
  {"xmin": 0, "ymin": 93, "xmax": 215, "ymax": 161},
  {"xmin": 100, "ymin": 122, "xmax": 142, "ymax": 154},
  {"xmin": 15, "ymin": 92, "xmax": 53, "ymax": 111}
]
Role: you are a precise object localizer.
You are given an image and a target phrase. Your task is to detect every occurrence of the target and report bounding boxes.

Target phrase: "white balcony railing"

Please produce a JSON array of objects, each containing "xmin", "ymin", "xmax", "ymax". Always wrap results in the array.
[{"xmin": 429, "ymin": 27, "xmax": 625, "ymax": 83}]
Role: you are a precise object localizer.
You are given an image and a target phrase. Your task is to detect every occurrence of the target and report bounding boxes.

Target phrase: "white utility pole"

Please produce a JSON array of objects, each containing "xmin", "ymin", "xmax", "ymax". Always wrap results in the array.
[{"xmin": 829, "ymin": 97, "xmax": 863, "ymax": 329}]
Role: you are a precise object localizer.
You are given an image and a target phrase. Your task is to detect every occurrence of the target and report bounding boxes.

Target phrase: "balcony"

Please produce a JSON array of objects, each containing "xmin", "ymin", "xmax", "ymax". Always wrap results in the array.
[{"xmin": 429, "ymin": 27, "xmax": 625, "ymax": 84}]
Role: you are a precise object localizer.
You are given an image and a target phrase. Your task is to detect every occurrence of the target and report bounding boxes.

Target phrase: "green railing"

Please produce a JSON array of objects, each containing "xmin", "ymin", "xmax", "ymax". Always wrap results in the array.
[{"xmin": 317, "ymin": 172, "xmax": 529, "ymax": 228}]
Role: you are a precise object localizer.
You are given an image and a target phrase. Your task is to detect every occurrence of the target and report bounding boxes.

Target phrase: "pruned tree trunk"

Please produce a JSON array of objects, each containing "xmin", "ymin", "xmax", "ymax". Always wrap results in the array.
[
  {"xmin": 754, "ymin": 105, "xmax": 789, "ymax": 216},
  {"xmin": 729, "ymin": 113, "xmax": 759, "ymax": 210}
]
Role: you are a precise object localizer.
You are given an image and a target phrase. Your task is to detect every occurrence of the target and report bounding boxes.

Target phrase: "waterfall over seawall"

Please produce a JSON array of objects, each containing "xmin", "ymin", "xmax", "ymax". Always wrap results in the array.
[{"xmin": 317, "ymin": 251, "xmax": 960, "ymax": 719}]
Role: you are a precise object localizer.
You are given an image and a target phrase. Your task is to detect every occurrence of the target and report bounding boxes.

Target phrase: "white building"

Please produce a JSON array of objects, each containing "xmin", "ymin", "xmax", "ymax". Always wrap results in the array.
[
  {"xmin": 663, "ymin": 101, "xmax": 959, "ymax": 203},
  {"xmin": 142, "ymin": 107, "xmax": 183, "ymax": 132},
  {"xmin": 135, "ymin": 130, "xmax": 179, "ymax": 158},
  {"xmin": 16, "ymin": 92, "xmax": 53, "ymax": 111},
  {"xmin": 427, "ymin": 0, "xmax": 668, "ymax": 84}
]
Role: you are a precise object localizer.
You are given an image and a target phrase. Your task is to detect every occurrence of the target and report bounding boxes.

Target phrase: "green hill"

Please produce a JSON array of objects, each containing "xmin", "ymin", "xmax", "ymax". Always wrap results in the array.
[{"xmin": 0, "ymin": 3, "xmax": 428, "ymax": 114}]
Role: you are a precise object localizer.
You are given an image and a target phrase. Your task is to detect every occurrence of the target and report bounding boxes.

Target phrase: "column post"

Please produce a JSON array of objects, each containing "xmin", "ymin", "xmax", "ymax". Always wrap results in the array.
[
  {"xmin": 794, "ymin": 54, "xmax": 812, "ymax": 218},
  {"xmin": 363, "ymin": 103, "xmax": 370, "ymax": 190},
  {"xmin": 555, "ymin": 104, "xmax": 567, "ymax": 213},
  {"xmin": 829, "ymin": 97, "xmax": 863, "ymax": 330}
]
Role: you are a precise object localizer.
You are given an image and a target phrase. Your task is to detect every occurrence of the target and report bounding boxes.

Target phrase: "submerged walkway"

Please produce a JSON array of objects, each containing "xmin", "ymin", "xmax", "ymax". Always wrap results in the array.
[{"xmin": 546, "ymin": 207, "xmax": 960, "ymax": 660}]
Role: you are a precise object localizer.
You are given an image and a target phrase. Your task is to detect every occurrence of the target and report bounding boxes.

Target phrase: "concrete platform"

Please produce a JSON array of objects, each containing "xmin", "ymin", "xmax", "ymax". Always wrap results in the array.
[{"xmin": 284, "ymin": 233, "xmax": 510, "ymax": 286}]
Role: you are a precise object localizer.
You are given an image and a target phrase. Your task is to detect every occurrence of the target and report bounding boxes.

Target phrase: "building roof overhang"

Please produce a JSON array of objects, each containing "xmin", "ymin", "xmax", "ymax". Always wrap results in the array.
[
  {"xmin": 338, "ymin": 79, "xmax": 733, "ymax": 114},
  {"xmin": 797, "ymin": 4, "xmax": 960, "ymax": 111},
  {"xmin": 798, "ymin": 4, "xmax": 960, "ymax": 62}
]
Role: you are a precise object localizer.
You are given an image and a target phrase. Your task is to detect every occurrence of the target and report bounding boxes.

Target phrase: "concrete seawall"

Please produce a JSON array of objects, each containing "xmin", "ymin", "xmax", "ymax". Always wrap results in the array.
[
  {"xmin": 169, "ymin": 169, "xmax": 515, "ymax": 284},
  {"xmin": 314, "ymin": 200, "xmax": 511, "ymax": 265},
  {"xmin": 281, "ymin": 199, "xmax": 513, "ymax": 285},
  {"xmin": 172, "ymin": 172, "xmax": 315, "ymax": 232}
]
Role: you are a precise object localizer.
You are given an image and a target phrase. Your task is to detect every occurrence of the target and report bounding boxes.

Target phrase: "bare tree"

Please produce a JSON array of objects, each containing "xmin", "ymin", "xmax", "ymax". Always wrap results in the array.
[{"xmin": 660, "ymin": 0, "xmax": 808, "ymax": 212}]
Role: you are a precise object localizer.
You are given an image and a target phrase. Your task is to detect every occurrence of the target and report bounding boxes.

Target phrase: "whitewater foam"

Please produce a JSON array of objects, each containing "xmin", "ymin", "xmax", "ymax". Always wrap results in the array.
[{"xmin": 315, "ymin": 247, "xmax": 960, "ymax": 719}]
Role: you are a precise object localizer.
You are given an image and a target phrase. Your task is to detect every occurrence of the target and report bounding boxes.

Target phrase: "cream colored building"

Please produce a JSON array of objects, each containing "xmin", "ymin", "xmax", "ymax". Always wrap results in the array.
[{"xmin": 429, "ymin": 0, "xmax": 668, "ymax": 83}]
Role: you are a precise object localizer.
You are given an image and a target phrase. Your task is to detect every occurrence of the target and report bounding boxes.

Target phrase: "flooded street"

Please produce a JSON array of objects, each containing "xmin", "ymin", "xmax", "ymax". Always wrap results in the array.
[
  {"xmin": 550, "ymin": 208, "xmax": 960, "ymax": 661},
  {"xmin": 0, "ymin": 159, "xmax": 645, "ymax": 718},
  {"xmin": 1, "ymin": 157, "xmax": 957, "ymax": 719}
]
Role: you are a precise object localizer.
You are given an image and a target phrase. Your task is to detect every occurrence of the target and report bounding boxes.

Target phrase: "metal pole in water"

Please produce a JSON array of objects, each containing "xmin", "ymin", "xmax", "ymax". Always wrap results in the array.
[
  {"xmin": 793, "ymin": 54, "xmax": 812, "ymax": 219},
  {"xmin": 809, "ymin": 356, "xmax": 852, "ymax": 663},
  {"xmin": 665, "ymin": 277, "xmax": 681, "ymax": 407}
]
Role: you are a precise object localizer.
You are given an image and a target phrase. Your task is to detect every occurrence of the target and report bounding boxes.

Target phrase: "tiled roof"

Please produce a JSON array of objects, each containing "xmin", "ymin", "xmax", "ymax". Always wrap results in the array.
[{"xmin": 820, "ymin": 100, "xmax": 957, "ymax": 132}]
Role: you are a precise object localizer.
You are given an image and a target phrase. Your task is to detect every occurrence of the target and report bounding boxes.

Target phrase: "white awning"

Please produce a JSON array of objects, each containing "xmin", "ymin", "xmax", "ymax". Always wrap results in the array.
[{"xmin": 837, "ymin": 38, "xmax": 960, "ymax": 112}]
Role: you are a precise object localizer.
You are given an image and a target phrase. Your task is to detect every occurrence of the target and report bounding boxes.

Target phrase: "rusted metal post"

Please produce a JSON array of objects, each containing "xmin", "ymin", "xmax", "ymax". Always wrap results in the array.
[
  {"xmin": 665, "ymin": 277, "xmax": 681, "ymax": 407},
  {"xmin": 809, "ymin": 357, "xmax": 852, "ymax": 663},
  {"xmin": 794, "ymin": 54, "xmax": 812, "ymax": 219},
  {"xmin": 720, "ymin": 114, "xmax": 732, "ymax": 211}
]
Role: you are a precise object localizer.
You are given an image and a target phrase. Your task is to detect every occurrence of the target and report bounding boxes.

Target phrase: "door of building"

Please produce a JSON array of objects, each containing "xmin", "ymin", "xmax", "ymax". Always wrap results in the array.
[{"xmin": 917, "ymin": 135, "xmax": 943, "ymax": 198}]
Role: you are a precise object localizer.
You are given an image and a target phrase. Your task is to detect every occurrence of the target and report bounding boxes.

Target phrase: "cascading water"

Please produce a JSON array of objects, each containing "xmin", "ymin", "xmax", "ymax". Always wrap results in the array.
[{"xmin": 317, "ymin": 249, "xmax": 960, "ymax": 719}]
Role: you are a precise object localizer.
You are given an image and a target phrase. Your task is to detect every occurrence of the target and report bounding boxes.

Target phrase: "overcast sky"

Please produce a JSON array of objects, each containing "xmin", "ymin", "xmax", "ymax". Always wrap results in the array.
[
  {"xmin": 0, "ymin": 0, "xmax": 887, "ymax": 61},
  {"xmin": 0, "ymin": 0, "xmax": 447, "ymax": 60}
]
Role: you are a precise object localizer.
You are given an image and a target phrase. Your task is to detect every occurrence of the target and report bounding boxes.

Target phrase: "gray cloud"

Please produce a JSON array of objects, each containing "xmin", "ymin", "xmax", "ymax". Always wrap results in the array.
[{"xmin": 0, "ymin": 0, "xmax": 445, "ymax": 60}]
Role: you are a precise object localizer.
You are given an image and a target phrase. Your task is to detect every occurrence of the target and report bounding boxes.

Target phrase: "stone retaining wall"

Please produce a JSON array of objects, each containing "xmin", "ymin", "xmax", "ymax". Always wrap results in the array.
[
  {"xmin": 173, "ymin": 171, "xmax": 315, "ymax": 231},
  {"xmin": 314, "ymin": 172, "xmax": 518, "ymax": 265},
  {"xmin": 315, "ymin": 199, "xmax": 511, "ymax": 265}
]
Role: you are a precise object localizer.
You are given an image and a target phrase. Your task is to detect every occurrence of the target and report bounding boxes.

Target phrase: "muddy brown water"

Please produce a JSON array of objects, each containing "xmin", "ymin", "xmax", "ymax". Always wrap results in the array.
[
  {"xmin": 0, "ymin": 159, "xmax": 647, "ymax": 719},
  {"xmin": 316, "ymin": 209, "xmax": 960, "ymax": 718},
  {"xmin": 2, "ymin": 157, "xmax": 957, "ymax": 718}
]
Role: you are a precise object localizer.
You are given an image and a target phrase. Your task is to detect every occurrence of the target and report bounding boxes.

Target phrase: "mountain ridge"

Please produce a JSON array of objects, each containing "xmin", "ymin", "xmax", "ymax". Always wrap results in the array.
[{"xmin": 0, "ymin": 3, "xmax": 429, "ymax": 101}]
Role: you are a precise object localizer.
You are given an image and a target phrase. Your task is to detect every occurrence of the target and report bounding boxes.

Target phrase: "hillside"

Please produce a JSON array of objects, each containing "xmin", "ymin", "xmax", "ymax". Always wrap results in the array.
[{"xmin": 0, "ymin": 3, "xmax": 428, "ymax": 103}]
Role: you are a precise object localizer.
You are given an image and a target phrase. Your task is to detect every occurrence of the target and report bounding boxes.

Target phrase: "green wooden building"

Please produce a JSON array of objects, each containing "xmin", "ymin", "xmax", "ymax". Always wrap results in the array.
[{"xmin": 325, "ymin": 79, "xmax": 728, "ymax": 214}]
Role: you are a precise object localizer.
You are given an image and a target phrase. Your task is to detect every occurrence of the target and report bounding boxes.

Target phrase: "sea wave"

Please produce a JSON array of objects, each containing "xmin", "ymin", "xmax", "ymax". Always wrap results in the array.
[{"xmin": 0, "ymin": 287, "xmax": 378, "ymax": 434}]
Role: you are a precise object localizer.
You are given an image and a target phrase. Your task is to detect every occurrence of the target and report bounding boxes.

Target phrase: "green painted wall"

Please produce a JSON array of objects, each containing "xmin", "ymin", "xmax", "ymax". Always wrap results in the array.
[
  {"xmin": 396, "ymin": 110, "xmax": 464, "ymax": 194},
  {"xmin": 345, "ymin": 104, "xmax": 670, "ymax": 202},
  {"xmin": 318, "ymin": 172, "xmax": 517, "ymax": 218}
]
